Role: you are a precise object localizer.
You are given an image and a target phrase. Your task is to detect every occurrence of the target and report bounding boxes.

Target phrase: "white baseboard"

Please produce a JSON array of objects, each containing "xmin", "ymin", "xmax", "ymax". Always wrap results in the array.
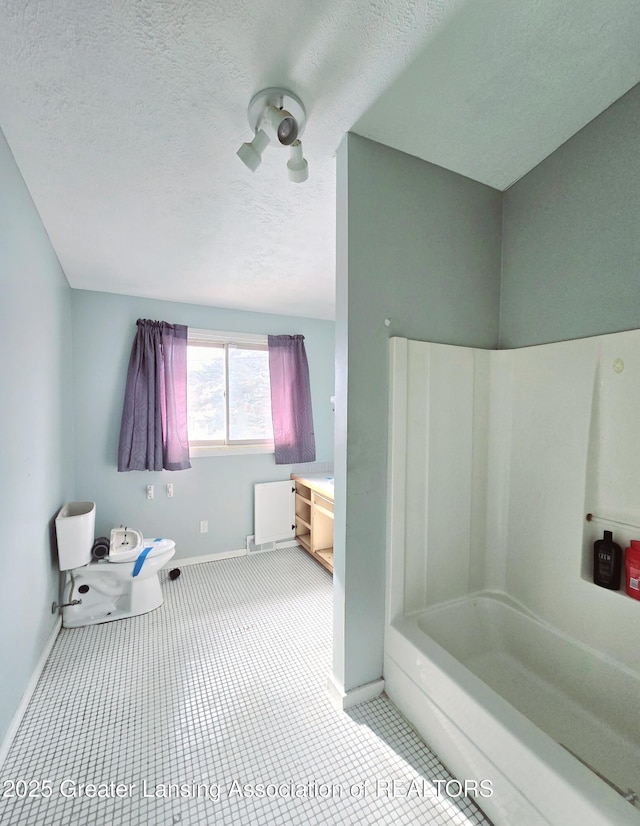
[
  {"xmin": 0, "ymin": 617, "xmax": 61, "ymax": 772},
  {"xmin": 173, "ymin": 540, "xmax": 300, "ymax": 568},
  {"xmin": 171, "ymin": 548, "xmax": 247, "ymax": 567},
  {"xmin": 327, "ymin": 673, "xmax": 385, "ymax": 711}
]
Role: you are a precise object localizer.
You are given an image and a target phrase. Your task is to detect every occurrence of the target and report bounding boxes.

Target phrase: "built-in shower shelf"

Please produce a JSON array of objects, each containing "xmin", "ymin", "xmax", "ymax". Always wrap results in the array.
[
  {"xmin": 582, "ymin": 575, "xmax": 640, "ymax": 602},
  {"xmin": 583, "ymin": 511, "xmax": 640, "ymax": 602}
]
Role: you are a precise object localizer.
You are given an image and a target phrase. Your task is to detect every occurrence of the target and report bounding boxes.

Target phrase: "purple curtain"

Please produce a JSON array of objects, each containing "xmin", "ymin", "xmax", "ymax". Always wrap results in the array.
[
  {"xmin": 118, "ymin": 319, "xmax": 191, "ymax": 472},
  {"xmin": 268, "ymin": 335, "xmax": 316, "ymax": 465}
]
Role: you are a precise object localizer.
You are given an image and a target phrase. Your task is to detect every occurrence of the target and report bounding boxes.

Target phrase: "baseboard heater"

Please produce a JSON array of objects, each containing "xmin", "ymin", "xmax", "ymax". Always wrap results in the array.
[{"xmin": 252, "ymin": 480, "xmax": 296, "ymax": 553}]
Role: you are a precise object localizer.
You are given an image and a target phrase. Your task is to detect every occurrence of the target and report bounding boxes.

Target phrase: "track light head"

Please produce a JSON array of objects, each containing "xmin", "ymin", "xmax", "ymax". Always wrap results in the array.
[
  {"xmin": 236, "ymin": 129, "xmax": 270, "ymax": 172},
  {"xmin": 287, "ymin": 140, "xmax": 308, "ymax": 183},
  {"xmin": 260, "ymin": 105, "xmax": 299, "ymax": 146}
]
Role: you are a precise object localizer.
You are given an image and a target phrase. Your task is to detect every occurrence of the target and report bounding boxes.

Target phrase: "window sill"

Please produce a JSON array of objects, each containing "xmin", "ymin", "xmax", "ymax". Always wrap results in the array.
[{"xmin": 189, "ymin": 444, "xmax": 275, "ymax": 458}]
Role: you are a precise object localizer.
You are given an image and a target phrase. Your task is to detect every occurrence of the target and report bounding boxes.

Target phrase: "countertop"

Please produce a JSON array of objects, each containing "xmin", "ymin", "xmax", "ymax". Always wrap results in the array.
[{"xmin": 291, "ymin": 473, "xmax": 335, "ymax": 501}]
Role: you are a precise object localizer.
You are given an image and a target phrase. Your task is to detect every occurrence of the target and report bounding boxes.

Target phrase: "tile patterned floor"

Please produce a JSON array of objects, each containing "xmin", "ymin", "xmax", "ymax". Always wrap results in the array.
[{"xmin": 0, "ymin": 547, "xmax": 491, "ymax": 825}]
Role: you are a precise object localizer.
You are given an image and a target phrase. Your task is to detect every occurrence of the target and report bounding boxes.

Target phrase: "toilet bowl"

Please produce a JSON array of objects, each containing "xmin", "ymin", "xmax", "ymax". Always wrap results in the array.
[{"xmin": 55, "ymin": 502, "xmax": 176, "ymax": 629}]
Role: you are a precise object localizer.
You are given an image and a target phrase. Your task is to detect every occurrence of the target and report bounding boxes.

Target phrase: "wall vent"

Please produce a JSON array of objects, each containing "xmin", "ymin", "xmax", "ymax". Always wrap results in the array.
[{"xmin": 246, "ymin": 535, "xmax": 300, "ymax": 554}]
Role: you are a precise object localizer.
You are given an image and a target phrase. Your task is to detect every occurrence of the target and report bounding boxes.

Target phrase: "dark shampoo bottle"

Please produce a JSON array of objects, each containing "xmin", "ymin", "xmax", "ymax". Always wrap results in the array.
[{"xmin": 593, "ymin": 530, "xmax": 622, "ymax": 589}]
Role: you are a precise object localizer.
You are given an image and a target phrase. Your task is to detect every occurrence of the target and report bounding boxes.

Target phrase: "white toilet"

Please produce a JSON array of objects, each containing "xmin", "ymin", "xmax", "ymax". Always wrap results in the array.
[{"xmin": 55, "ymin": 502, "xmax": 176, "ymax": 628}]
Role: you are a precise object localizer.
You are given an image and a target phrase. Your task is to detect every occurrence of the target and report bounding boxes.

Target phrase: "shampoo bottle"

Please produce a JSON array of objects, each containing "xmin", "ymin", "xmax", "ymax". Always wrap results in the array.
[
  {"xmin": 625, "ymin": 540, "xmax": 640, "ymax": 600},
  {"xmin": 593, "ymin": 530, "xmax": 622, "ymax": 590}
]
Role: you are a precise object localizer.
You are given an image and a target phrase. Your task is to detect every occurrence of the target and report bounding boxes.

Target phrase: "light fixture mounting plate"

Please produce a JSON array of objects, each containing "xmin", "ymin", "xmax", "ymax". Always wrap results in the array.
[{"xmin": 247, "ymin": 87, "xmax": 306, "ymax": 141}]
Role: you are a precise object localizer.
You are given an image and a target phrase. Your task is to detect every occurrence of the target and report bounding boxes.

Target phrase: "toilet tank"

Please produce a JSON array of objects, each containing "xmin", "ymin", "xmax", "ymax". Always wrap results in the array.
[{"xmin": 55, "ymin": 501, "xmax": 96, "ymax": 570}]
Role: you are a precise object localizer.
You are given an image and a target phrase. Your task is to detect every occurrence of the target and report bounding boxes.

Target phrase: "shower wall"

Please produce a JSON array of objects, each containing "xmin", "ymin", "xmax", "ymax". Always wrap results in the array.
[
  {"xmin": 583, "ymin": 330, "xmax": 640, "ymax": 555},
  {"xmin": 390, "ymin": 330, "xmax": 640, "ymax": 658},
  {"xmin": 389, "ymin": 338, "xmax": 491, "ymax": 616},
  {"xmin": 497, "ymin": 337, "xmax": 596, "ymax": 636},
  {"xmin": 500, "ymin": 330, "xmax": 640, "ymax": 661}
]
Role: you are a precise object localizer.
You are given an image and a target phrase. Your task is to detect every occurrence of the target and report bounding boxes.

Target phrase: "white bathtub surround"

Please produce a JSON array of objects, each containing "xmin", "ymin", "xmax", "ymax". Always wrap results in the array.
[
  {"xmin": 386, "ymin": 334, "xmax": 640, "ymax": 826},
  {"xmin": 0, "ymin": 547, "xmax": 491, "ymax": 826}
]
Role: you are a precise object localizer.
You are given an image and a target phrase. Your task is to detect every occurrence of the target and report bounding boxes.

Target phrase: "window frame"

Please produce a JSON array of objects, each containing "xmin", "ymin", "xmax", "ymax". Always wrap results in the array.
[{"xmin": 187, "ymin": 328, "xmax": 275, "ymax": 458}]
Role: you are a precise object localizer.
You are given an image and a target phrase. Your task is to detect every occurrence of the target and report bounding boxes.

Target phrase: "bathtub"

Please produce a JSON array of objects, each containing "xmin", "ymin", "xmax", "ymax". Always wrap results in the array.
[{"xmin": 384, "ymin": 593, "xmax": 640, "ymax": 826}]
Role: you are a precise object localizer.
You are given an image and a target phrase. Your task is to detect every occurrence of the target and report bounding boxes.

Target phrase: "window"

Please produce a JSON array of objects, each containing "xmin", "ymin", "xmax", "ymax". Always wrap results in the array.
[{"xmin": 187, "ymin": 329, "xmax": 274, "ymax": 455}]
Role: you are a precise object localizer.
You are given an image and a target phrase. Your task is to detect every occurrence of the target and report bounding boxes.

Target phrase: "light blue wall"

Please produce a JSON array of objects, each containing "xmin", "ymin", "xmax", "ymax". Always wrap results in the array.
[
  {"xmin": 334, "ymin": 134, "xmax": 502, "ymax": 692},
  {"xmin": 501, "ymin": 83, "xmax": 640, "ymax": 348},
  {"xmin": 0, "ymin": 129, "xmax": 73, "ymax": 744},
  {"xmin": 71, "ymin": 290, "xmax": 335, "ymax": 557}
]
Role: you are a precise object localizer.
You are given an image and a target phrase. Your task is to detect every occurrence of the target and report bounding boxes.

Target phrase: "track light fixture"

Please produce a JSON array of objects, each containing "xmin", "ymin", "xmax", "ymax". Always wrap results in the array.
[{"xmin": 237, "ymin": 87, "xmax": 309, "ymax": 182}]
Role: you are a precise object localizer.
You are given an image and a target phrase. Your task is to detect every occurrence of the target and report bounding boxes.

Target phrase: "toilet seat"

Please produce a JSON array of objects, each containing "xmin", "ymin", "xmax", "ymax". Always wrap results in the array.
[
  {"xmin": 109, "ymin": 527, "xmax": 144, "ymax": 562},
  {"xmin": 109, "ymin": 536, "xmax": 174, "ymax": 564},
  {"xmin": 110, "ymin": 537, "xmax": 175, "ymax": 564}
]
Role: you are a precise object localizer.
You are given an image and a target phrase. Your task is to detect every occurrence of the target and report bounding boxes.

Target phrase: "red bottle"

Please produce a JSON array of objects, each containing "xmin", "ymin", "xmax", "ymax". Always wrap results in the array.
[{"xmin": 625, "ymin": 540, "xmax": 640, "ymax": 600}]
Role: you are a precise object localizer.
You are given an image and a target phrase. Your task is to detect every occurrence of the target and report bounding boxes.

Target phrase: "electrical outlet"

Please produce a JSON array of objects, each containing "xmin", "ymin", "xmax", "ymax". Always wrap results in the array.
[
  {"xmin": 200, "ymin": 520, "xmax": 208, "ymax": 533},
  {"xmin": 167, "ymin": 483, "xmax": 174, "ymax": 498},
  {"xmin": 147, "ymin": 485, "xmax": 154, "ymax": 500}
]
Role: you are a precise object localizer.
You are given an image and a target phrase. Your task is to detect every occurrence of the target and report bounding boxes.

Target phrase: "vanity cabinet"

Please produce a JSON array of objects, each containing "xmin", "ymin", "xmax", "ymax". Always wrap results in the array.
[{"xmin": 291, "ymin": 474, "xmax": 334, "ymax": 574}]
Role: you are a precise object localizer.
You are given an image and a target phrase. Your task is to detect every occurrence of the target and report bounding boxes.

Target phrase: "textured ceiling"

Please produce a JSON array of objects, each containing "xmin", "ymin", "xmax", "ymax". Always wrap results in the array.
[
  {"xmin": 1, "ymin": 1, "xmax": 640, "ymax": 320},
  {"xmin": 355, "ymin": 0, "xmax": 640, "ymax": 190}
]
